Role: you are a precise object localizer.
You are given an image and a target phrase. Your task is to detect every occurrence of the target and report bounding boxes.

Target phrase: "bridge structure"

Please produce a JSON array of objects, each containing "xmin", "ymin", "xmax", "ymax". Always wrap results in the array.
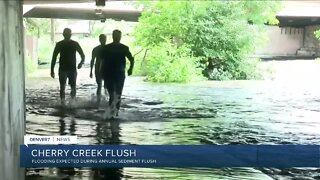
[{"xmin": 23, "ymin": 0, "xmax": 141, "ymax": 21}]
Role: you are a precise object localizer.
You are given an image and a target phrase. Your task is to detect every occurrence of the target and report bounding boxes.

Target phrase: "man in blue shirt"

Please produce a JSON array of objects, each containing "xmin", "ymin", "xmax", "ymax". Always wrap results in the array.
[{"xmin": 100, "ymin": 30, "xmax": 134, "ymax": 119}]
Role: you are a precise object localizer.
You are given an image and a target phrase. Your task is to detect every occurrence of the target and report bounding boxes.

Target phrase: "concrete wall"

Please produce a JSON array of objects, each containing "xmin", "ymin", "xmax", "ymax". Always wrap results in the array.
[
  {"xmin": 0, "ymin": 0, "xmax": 25, "ymax": 180},
  {"xmin": 255, "ymin": 26, "xmax": 304, "ymax": 56},
  {"xmin": 256, "ymin": 25, "xmax": 320, "ymax": 57}
]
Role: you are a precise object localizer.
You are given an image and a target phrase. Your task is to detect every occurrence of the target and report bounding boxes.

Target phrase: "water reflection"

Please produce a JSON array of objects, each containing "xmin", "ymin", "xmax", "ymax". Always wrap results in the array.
[
  {"xmin": 55, "ymin": 107, "xmax": 124, "ymax": 179},
  {"xmin": 95, "ymin": 120, "xmax": 121, "ymax": 144},
  {"xmin": 58, "ymin": 115, "xmax": 77, "ymax": 178},
  {"xmin": 93, "ymin": 120, "xmax": 123, "ymax": 179}
]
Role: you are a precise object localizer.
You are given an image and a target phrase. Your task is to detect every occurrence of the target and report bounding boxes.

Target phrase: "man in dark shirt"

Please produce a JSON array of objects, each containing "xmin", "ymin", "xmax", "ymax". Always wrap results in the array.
[
  {"xmin": 100, "ymin": 29, "xmax": 134, "ymax": 119},
  {"xmin": 90, "ymin": 34, "xmax": 107, "ymax": 102},
  {"xmin": 50, "ymin": 28, "xmax": 85, "ymax": 105}
]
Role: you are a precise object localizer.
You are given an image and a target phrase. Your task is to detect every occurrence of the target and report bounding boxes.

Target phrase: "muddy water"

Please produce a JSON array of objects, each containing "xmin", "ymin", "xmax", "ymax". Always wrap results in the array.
[{"xmin": 25, "ymin": 66, "xmax": 320, "ymax": 180}]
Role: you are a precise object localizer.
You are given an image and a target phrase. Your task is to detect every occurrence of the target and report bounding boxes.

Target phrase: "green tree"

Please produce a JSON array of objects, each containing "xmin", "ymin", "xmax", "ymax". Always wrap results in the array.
[
  {"xmin": 240, "ymin": 0, "xmax": 281, "ymax": 25},
  {"xmin": 24, "ymin": 18, "xmax": 51, "ymax": 37},
  {"xmin": 134, "ymin": 0, "xmax": 282, "ymax": 81}
]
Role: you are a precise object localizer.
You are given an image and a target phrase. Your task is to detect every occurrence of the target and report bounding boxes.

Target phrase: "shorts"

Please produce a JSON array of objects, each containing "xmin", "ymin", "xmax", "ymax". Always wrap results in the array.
[{"xmin": 59, "ymin": 69, "xmax": 77, "ymax": 87}]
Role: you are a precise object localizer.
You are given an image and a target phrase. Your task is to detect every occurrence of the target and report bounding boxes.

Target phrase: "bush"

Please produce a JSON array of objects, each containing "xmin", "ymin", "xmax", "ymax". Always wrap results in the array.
[
  {"xmin": 38, "ymin": 36, "xmax": 54, "ymax": 63},
  {"xmin": 144, "ymin": 41, "xmax": 203, "ymax": 83},
  {"xmin": 236, "ymin": 58, "xmax": 263, "ymax": 80},
  {"xmin": 204, "ymin": 69, "xmax": 233, "ymax": 81}
]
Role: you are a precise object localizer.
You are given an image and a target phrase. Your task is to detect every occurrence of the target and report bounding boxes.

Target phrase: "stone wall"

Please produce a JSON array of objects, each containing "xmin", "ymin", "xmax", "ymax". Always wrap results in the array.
[{"xmin": 0, "ymin": 0, "xmax": 25, "ymax": 180}]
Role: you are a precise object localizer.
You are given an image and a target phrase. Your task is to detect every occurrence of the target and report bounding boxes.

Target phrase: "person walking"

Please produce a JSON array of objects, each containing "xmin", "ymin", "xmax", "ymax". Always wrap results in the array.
[
  {"xmin": 50, "ymin": 28, "xmax": 85, "ymax": 105},
  {"xmin": 100, "ymin": 30, "xmax": 134, "ymax": 119},
  {"xmin": 90, "ymin": 34, "xmax": 107, "ymax": 103}
]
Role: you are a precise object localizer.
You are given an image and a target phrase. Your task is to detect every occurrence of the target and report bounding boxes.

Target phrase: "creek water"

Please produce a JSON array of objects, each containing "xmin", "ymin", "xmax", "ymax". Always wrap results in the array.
[{"xmin": 25, "ymin": 62, "xmax": 320, "ymax": 180}]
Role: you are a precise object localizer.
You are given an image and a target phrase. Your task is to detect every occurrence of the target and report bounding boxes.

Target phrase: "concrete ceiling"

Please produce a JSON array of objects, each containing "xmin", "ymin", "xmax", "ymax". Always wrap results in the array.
[{"xmin": 23, "ymin": 0, "xmax": 141, "ymax": 22}]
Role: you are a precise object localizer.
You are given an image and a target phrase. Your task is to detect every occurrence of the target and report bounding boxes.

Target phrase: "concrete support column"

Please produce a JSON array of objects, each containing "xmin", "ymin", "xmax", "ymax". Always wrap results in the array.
[{"xmin": 0, "ymin": 0, "xmax": 26, "ymax": 180}]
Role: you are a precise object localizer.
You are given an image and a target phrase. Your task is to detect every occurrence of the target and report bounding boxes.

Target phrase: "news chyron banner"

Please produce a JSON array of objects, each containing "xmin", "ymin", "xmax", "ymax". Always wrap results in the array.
[{"xmin": 21, "ymin": 135, "xmax": 320, "ymax": 168}]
